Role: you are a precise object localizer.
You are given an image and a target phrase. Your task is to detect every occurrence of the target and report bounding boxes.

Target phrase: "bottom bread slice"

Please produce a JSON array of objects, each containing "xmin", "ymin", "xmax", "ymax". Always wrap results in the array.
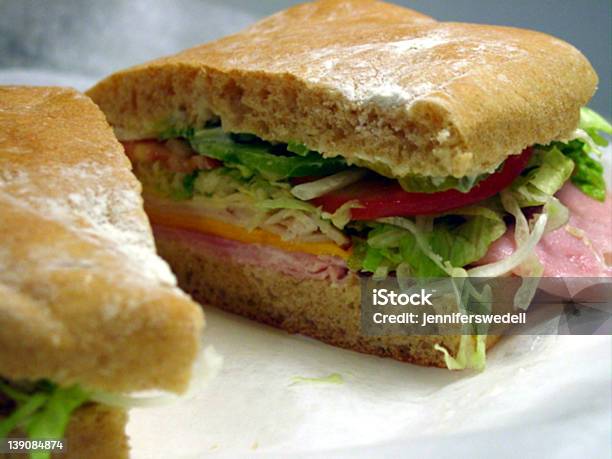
[
  {"xmin": 59, "ymin": 404, "xmax": 128, "ymax": 459},
  {"xmin": 154, "ymin": 225, "xmax": 499, "ymax": 368}
]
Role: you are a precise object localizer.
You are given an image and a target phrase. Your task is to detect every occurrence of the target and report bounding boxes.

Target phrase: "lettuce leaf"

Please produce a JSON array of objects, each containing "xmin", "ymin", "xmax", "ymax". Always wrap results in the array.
[
  {"xmin": 0, "ymin": 380, "xmax": 88, "ymax": 459},
  {"xmin": 286, "ymin": 142, "xmax": 311, "ymax": 157},
  {"xmin": 550, "ymin": 107, "xmax": 611, "ymax": 201},
  {"xmin": 580, "ymin": 106, "xmax": 612, "ymax": 146},
  {"xmin": 186, "ymin": 127, "xmax": 347, "ymax": 181},
  {"xmin": 557, "ymin": 139, "xmax": 607, "ymax": 201},
  {"xmin": 509, "ymin": 146, "xmax": 575, "ymax": 206}
]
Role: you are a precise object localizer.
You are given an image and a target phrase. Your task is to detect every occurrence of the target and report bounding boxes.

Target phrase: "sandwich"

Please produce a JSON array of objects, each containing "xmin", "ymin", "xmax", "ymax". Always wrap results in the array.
[
  {"xmin": 0, "ymin": 86, "xmax": 206, "ymax": 458},
  {"xmin": 87, "ymin": 0, "xmax": 612, "ymax": 370}
]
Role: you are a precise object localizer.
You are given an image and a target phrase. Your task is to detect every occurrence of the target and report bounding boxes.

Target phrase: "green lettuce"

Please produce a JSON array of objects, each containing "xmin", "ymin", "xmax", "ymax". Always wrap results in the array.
[
  {"xmin": 580, "ymin": 106, "xmax": 612, "ymax": 146},
  {"xmin": 0, "ymin": 380, "xmax": 88, "ymax": 459},
  {"xmin": 557, "ymin": 139, "xmax": 607, "ymax": 201},
  {"xmin": 509, "ymin": 146, "xmax": 575, "ymax": 206},
  {"xmin": 286, "ymin": 141, "xmax": 311, "ymax": 157},
  {"xmin": 290, "ymin": 373, "xmax": 344, "ymax": 386},
  {"xmin": 192, "ymin": 167, "xmax": 290, "ymax": 200},
  {"xmin": 508, "ymin": 106, "xmax": 611, "ymax": 204},
  {"xmin": 348, "ymin": 206, "xmax": 506, "ymax": 277},
  {"xmin": 184, "ymin": 127, "xmax": 347, "ymax": 181},
  {"xmin": 550, "ymin": 107, "xmax": 611, "ymax": 201},
  {"xmin": 434, "ymin": 335, "xmax": 487, "ymax": 371}
]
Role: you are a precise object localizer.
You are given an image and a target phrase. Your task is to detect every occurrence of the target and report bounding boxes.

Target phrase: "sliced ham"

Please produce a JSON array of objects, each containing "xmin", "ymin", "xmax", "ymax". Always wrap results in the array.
[
  {"xmin": 154, "ymin": 225, "xmax": 350, "ymax": 282},
  {"xmin": 478, "ymin": 183, "xmax": 612, "ymax": 277}
]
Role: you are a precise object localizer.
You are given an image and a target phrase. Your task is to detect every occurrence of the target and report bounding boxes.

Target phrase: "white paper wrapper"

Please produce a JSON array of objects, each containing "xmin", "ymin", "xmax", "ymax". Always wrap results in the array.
[
  {"xmin": 121, "ymin": 308, "xmax": 610, "ymax": 459},
  {"xmin": 1, "ymin": 70, "xmax": 610, "ymax": 459}
]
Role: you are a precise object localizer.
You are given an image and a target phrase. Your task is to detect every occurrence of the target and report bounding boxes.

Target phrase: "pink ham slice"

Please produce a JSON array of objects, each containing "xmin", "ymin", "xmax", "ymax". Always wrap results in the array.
[
  {"xmin": 153, "ymin": 225, "xmax": 350, "ymax": 282},
  {"xmin": 477, "ymin": 183, "xmax": 612, "ymax": 277}
]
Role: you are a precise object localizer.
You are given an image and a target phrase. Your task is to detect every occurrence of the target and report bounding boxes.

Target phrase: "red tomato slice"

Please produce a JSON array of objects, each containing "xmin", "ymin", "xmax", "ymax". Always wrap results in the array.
[{"xmin": 312, "ymin": 147, "xmax": 533, "ymax": 220}]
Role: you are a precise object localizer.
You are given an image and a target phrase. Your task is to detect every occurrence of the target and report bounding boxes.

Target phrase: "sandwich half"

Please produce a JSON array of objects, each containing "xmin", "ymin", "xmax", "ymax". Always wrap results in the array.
[
  {"xmin": 0, "ymin": 86, "xmax": 205, "ymax": 458},
  {"xmin": 87, "ymin": 0, "xmax": 612, "ymax": 369}
]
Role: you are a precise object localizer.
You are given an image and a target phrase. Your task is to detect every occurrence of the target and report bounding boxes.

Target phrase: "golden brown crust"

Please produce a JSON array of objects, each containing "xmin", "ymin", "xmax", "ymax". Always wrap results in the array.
[
  {"xmin": 57, "ymin": 404, "xmax": 129, "ymax": 459},
  {"xmin": 88, "ymin": 0, "xmax": 596, "ymax": 178},
  {"xmin": 154, "ymin": 226, "xmax": 499, "ymax": 368},
  {"xmin": 0, "ymin": 86, "xmax": 204, "ymax": 394}
]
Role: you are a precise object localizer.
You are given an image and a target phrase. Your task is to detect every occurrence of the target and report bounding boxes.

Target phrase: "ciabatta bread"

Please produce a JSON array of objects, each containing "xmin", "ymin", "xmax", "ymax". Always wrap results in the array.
[
  {"xmin": 87, "ymin": 0, "xmax": 596, "ymax": 178},
  {"xmin": 0, "ymin": 86, "xmax": 204, "ymax": 394}
]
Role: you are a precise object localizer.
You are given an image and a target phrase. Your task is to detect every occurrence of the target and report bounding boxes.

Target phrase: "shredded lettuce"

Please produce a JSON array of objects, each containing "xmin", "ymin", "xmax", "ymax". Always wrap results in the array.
[
  {"xmin": 467, "ymin": 212, "xmax": 548, "ymax": 278},
  {"xmin": 290, "ymin": 373, "xmax": 344, "ymax": 386},
  {"xmin": 434, "ymin": 335, "xmax": 487, "ymax": 371},
  {"xmin": 542, "ymin": 196, "xmax": 570, "ymax": 233},
  {"xmin": 500, "ymin": 191, "xmax": 545, "ymax": 308},
  {"xmin": 139, "ymin": 164, "xmax": 348, "ymax": 244},
  {"xmin": 323, "ymin": 200, "xmax": 363, "ymax": 229},
  {"xmin": 257, "ymin": 198, "xmax": 316, "ymax": 212},
  {"xmin": 291, "ymin": 169, "xmax": 366, "ymax": 200},
  {"xmin": 0, "ymin": 380, "xmax": 89, "ymax": 459},
  {"xmin": 348, "ymin": 207, "xmax": 506, "ymax": 278}
]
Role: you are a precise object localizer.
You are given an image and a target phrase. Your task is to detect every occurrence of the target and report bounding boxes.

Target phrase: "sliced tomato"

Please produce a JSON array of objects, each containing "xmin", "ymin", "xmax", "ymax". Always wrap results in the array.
[{"xmin": 312, "ymin": 147, "xmax": 533, "ymax": 220}]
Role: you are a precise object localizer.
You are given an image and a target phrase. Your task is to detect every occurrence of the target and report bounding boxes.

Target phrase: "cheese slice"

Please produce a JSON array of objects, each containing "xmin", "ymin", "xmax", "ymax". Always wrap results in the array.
[{"xmin": 146, "ymin": 207, "xmax": 351, "ymax": 260}]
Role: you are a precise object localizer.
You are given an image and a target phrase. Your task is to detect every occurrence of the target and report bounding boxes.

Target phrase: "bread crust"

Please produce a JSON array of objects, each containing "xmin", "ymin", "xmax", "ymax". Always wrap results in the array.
[
  {"xmin": 88, "ymin": 0, "xmax": 596, "ymax": 178},
  {"xmin": 56, "ymin": 404, "xmax": 128, "ymax": 459},
  {"xmin": 0, "ymin": 86, "xmax": 204, "ymax": 394},
  {"xmin": 153, "ymin": 225, "xmax": 499, "ymax": 368}
]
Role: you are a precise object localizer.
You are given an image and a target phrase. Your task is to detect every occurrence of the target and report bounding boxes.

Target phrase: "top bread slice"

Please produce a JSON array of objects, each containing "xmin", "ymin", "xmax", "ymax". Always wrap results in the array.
[
  {"xmin": 0, "ymin": 86, "xmax": 204, "ymax": 394},
  {"xmin": 87, "ymin": 0, "xmax": 597, "ymax": 179}
]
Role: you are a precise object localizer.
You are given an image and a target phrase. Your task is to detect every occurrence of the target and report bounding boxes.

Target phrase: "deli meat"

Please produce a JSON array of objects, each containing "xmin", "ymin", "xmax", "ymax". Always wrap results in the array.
[
  {"xmin": 478, "ymin": 183, "xmax": 612, "ymax": 277},
  {"xmin": 154, "ymin": 225, "xmax": 350, "ymax": 282}
]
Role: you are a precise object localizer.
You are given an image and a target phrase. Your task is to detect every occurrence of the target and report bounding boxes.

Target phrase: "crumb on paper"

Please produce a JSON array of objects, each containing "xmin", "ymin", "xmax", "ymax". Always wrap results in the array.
[
  {"xmin": 251, "ymin": 441, "xmax": 259, "ymax": 450},
  {"xmin": 290, "ymin": 372, "xmax": 344, "ymax": 386},
  {"xmin": 209, "ymin": 444, "xmax": 220, "ymax": 451}
]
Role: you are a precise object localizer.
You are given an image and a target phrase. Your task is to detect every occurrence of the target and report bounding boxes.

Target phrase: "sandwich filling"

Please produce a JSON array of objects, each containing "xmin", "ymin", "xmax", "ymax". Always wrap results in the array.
[{"xmin": 123, "ymin": 107, "xmax": 611, "ymax": 367}]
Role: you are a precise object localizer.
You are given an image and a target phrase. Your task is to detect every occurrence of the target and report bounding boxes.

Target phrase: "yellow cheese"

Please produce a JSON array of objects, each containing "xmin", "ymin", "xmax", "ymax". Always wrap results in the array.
[{"xmin": 147, "ymin": 208, "xmax": 351, "ymax": 260}]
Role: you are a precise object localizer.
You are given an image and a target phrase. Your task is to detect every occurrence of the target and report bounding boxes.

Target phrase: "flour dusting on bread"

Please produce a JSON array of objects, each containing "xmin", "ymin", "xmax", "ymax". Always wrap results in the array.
[
  {"xmin": 0, "ymin": 86, "xmax": 204, "ymax": 394},
  {"xmin": 87, "ymin": 0, "xmax": 596, "ymax": 178}
]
